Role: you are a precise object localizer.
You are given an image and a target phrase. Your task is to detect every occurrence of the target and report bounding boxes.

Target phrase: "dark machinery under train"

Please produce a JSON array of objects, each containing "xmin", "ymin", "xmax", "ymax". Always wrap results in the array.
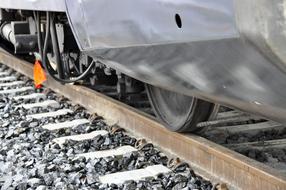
[{"xmin": 1, "ymin": 0, "xmax": 286, "ymax": 133}]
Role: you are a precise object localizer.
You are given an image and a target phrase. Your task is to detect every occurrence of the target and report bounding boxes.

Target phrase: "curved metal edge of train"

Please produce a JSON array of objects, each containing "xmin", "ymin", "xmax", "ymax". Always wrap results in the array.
[{"xmin": 1, "ymin": 0, "xmax": 286, "ymax": 126}]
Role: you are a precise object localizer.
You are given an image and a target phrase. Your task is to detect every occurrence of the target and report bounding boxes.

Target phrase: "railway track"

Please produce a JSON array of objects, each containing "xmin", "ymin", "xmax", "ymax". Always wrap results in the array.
[
  {"xmin": 0, "ymin": 50, "xmax": 286, "ymax": 189},
  {"xmin": 0, "ymin": 65, "xmax": 214, "ymax": 189},
  {"xmin": 79, "ymin": 69, "xmax": 286, "ymax": 177},
  {"xmin": 202, "ymin": 112, "xmax": 286, "ymax": 175}
]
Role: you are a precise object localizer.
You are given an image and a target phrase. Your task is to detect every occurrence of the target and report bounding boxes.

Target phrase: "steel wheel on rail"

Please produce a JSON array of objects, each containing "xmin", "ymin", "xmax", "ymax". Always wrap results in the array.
[{"xmin": 146, "ymin": 85, "xmax": 217, "ymax": 132}]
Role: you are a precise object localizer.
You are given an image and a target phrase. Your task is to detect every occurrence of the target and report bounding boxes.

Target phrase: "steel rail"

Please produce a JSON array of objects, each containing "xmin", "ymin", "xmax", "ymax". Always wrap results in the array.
[{"xmin": 0, "ymin": 49, "xmax": 286, "ymax": 190}]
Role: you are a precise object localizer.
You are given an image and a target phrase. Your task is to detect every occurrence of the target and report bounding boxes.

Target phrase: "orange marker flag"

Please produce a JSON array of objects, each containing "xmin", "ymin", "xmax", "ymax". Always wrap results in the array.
[{"xmin": 34, "ymin": 60, "xmax": 46, "ymax": 89}]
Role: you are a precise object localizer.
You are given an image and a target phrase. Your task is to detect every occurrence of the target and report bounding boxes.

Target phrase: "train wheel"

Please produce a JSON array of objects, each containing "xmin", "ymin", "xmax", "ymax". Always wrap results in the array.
[{"xmin": 146, "ymin": 85, "xmax": 217, "ymax": 132}]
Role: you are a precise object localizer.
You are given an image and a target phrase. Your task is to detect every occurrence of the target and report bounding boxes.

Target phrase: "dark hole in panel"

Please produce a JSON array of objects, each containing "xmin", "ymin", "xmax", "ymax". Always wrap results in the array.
[{"xmin": 175, "ymin": 14, "xmax": 182, "ymax": 28}]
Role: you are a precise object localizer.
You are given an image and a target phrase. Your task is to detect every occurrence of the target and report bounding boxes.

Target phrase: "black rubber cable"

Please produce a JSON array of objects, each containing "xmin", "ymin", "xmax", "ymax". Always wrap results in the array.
[
  {"xmin": 42, "ymin": 12, "xmax": 95, "ymax": 83},
  {"xmin": 42, "ymin": 12, "xmax": 55, "ymax": 73}
]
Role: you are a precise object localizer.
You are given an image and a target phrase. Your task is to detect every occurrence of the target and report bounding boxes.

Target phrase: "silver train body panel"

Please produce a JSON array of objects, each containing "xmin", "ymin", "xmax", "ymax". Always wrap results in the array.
[
  {"xmin": 2, "ymin": 0, "xmax": 286, "ymax": 124},
  {"xmin": 0, "ymin": 0, "xmax": 65, "ymax": 12}
]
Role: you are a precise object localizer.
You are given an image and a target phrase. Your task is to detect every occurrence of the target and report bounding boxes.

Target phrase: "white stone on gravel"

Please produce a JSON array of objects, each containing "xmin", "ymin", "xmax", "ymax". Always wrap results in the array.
[
  {"xmin": 53, "ymin": 130, "xmax": 108, "ymax": 146},
  {"xmin": 0, "ymin": 76, "xmax": 16, "ymax": 82},
  {"xmin": 42, "ymin": 119, "xmax": 90, "ymax": 131},
  {"xmin": 0, "ymin": 86, "xmax": 33, "ymax": 94},
  {"xmin": 0, "ymin": 81, "xmax": 24, "ymax": 87},
  {"xmin": 0, "ymin": 71, "xmax": 10, "ymax": 76},
  {"xmin": 13, "ymin": 93, "xmax": 46, "ymax": 101},
  {"xmin": 19, "ymin": 100, "xmax": 60, "ymax": 109},
  {"xmin": 27, "ymin": 178, "xmax": 42, "ymax": 187},
  {"xmin": 99, "ymin": 165, "xmax": 171, "ymax": 184},
  {"xmin": 77, "ymin": 146, "xmax": 137, "ymax": 159},
  {"xmin": 36, "ymin": 185, "xmax": 47, "ymax": 190},
  {"xmin": 27, "ymin": 109, "xmax": 73, "ymax": 119}
]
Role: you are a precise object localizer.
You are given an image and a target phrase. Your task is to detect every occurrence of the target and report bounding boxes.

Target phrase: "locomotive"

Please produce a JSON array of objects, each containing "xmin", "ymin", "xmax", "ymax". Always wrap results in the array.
[{"xmin": 1, "ymin": 0, "xmax": 286, "ymax": 132}]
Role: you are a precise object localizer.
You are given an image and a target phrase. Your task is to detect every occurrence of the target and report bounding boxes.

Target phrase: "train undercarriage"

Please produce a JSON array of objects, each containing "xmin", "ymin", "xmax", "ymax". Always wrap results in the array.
[
  {"xmin": 2, "ymin": 0, "xmax": 286, "ymax": 133},
  {"xmin": 0, "ymin": 9, "xmax": 217, "ymax": 132}
]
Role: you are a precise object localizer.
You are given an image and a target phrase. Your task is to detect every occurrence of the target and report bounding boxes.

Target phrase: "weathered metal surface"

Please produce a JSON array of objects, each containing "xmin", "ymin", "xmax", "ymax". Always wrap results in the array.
[{"xmin": 1, "ymin": 51, "xmax": 286, "ymax": 190}]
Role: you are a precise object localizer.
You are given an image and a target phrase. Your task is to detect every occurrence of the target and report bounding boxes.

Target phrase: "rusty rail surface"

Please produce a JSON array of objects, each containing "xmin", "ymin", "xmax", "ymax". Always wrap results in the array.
[{"xmin": 0, "ymin": 50, "xmax": 286, "ymax": 190}]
